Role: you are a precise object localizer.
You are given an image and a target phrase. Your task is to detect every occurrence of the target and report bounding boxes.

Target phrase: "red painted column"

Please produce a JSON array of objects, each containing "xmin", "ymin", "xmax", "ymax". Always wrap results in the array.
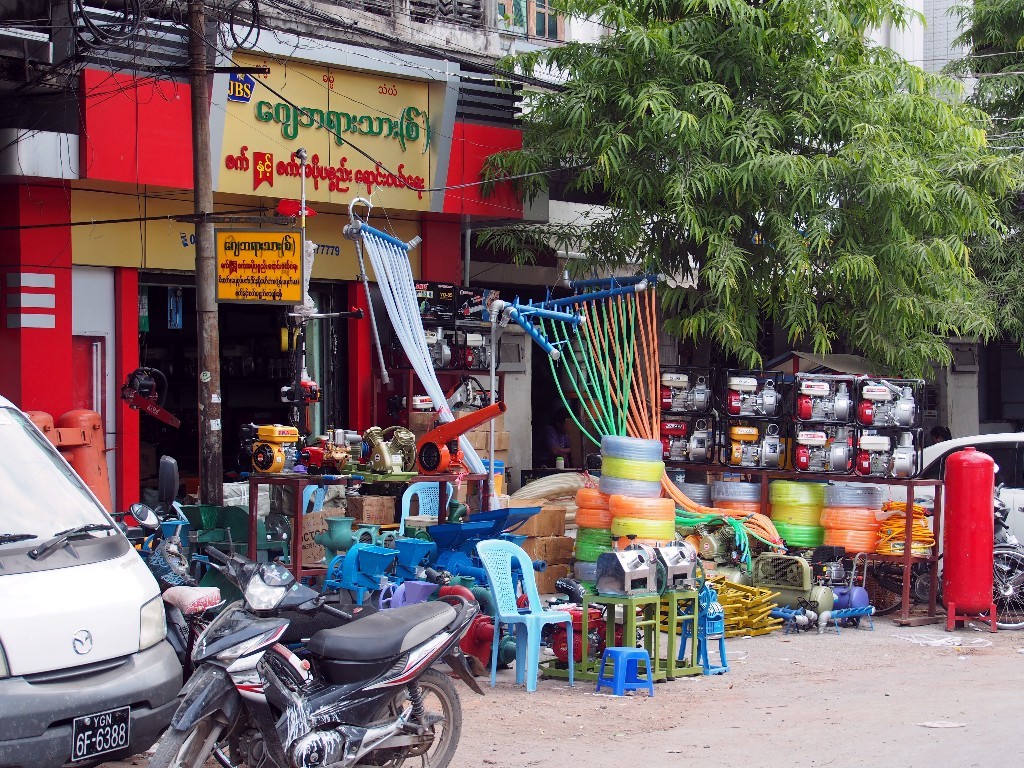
[
  {"xmin": 420, "ymin": 219, "xmax": 464, "ymax": 285},
  {"xmin": 0, "ymin": 185, "xmax": 73, "ymax": 413},
  {"xmin": 114, "ymin": 268, "xmax": 140, "ymax": 508},
  {"xmin": 347, "ymin": 282, "xmax": 372, "ymax": 431}
]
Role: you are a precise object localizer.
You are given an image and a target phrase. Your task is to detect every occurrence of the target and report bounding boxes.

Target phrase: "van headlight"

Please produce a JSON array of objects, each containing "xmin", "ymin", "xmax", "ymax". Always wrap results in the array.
[{"xmin": 140, "ymin": 595, "xmax": 167, "ymax": 650}]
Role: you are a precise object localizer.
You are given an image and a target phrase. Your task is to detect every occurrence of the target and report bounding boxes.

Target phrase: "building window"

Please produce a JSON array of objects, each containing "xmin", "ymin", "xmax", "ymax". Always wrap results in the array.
[
  {"xmin": 531, "ymin": 0, "xmax": 561, "ymax": 39},
  {"xmin": 498, "ymin": 0, "xmax": 526, "ymax": 33}
]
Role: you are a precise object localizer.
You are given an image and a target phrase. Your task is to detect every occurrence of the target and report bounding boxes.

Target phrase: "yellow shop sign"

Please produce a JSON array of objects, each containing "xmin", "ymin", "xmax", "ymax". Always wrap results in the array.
[
  {"xmin": 217, "ymin": 53, "xmax": 432, "ymax": 211},
  {"xmin": 215, "ymin": 230, "xmax": 303, "ymax": 304}
]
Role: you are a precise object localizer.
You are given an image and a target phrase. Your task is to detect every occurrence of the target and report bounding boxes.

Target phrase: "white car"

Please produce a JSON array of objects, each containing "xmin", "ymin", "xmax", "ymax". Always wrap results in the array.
[{"xmin": 900, "ymin": 433, "xmax": 1024, "ymax": 542}]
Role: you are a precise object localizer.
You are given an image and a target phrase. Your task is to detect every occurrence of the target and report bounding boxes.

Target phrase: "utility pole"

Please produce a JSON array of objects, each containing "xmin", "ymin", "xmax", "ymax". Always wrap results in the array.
[{"xmin": 188, "ymin": 0, "xmax": 223, "ymax": 504}]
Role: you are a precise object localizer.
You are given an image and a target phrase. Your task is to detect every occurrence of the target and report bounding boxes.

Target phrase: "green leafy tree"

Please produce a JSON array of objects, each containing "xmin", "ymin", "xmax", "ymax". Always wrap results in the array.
[
  {"xmin": 481, "ymin": 0, "xmax": 1021, "ymax": 375},
  {"xmin": 948, "ymin": 0, "xmax": 1024, "ymax": 345}
]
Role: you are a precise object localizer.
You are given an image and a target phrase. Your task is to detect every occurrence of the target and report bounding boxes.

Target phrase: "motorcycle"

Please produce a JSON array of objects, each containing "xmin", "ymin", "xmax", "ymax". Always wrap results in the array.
[{"xmin": 149, "ymin": 547, "xmax": 482, "ymax": 768}]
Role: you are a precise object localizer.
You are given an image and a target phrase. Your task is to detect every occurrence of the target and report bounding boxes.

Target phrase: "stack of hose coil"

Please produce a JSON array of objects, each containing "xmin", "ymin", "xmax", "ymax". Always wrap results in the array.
[
  {"xmin": 712, "ymin": 480, "xmax": 762, "ymax": 516},
  {"xmin": 877, "ymin": 500, "xmax": 935, "ymax": 555},
  {"xmin": 574, "ymin": 487, "xmax": 612, "ymax": 581},
  {"xmin": 769, "ymin": 481, "xmax": 826, "ymax": 548},
  {"xmin": 820, "ymin": 483, "xmax": 884, "ymax": 554},
  {"xmin": 598, "ymin": 436, "xmax": 664, "ymax": 498},
  {"xmin": 675, "ymin": 481, "xmax": 712, "ymax": 507},
  {"xmin": 609, "ymin": 494, "xmax": 676, "ymax": 548}
]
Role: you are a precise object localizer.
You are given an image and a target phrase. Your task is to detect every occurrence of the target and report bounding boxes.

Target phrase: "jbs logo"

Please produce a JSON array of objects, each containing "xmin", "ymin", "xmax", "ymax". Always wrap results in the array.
[{"xmin": 228, "ymin": 74, "xmax": 256, "ymax": 103}]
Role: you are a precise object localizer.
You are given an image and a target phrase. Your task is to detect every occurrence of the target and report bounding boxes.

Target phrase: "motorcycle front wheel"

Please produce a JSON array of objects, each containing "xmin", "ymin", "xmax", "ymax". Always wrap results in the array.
[
  {"xmin": 361, "ymin": 668, "xmax": 463, "ymax": 768},
  {"xmin": 148, "ymin": 719, "xmax": 224, "ymax": 768},
  {"xmin": 993, "ymin": 549, "xmax": 1024, "ymax": 629}
]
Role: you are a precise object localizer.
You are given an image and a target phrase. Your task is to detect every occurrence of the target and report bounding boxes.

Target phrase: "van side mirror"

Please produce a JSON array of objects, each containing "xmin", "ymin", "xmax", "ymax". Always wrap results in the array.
[{"xmin": 129, "ymin": 503, "xmax": 159, "ymax": 531}]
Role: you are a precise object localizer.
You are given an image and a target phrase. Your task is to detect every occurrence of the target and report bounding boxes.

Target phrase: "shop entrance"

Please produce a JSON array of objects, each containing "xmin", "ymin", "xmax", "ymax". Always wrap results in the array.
[{"xmin": 137, "ymin": 278, "xmax": 349, "ymax": 498}]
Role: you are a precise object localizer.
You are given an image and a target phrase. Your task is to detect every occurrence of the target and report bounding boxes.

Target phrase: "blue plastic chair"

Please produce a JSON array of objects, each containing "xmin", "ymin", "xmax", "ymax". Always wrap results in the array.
[
  {"xmin": 476, "ymin": 540, "xmax": 574, "ymax": 692},
  {"xmin": 399, "ymin": 482, "xmax": 453, "ymax": 537}
]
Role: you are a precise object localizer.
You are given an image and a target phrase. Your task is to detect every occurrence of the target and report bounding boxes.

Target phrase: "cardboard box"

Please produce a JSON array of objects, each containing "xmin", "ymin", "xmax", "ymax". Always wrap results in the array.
[
  {"xmin": 521, "ymin": 535, "xmax": 574, "ymax": 565},
  {"xmin": 415, "ymin": 282, "xmax": 456, "ymax": 323},
  {"xmin": 454, "ymin": 409, "xmax": 505, "ymax": 434},
  {"xmin": 409, "ymin": 410, "xmax": 437, "ymax": 433},
  {"xmin": 456, "ymin": 286, "xmax": 501, "ymax": 322},
  {"xmin": 347, "ymin": 495, "xmax": 396, "ymax": 526},
  {"xmin": 300, "ymin": 510, "xmax": 331, "ymax": 567},
  {"xmin": 534, "ymin": 564, "xmax": 570, "ymax": 595},
  {"xmin": 494, "ymin": 431, "xmax": 510, "ymax": 451},
  {"xmin": 513, "ymin": 505, "xmax": 566, "ymax": 537}
]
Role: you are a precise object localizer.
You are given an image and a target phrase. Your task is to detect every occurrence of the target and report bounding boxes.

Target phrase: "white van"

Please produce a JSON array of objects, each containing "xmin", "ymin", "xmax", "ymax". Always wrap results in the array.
[{"xmin": 0, "ymin": 395, "xmax": 181, "ymax": 767}]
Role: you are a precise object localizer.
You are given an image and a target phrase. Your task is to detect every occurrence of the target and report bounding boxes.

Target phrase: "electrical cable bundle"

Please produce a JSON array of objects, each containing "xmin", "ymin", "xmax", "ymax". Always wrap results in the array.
[
  {"xmin": 821, "ymin": 483, "xmax": 885, "ymax": 554},
  {"xmin": 769, "ymin": 481, "xmax": 826, "ymax": 548},
  {"xmin": 610, "ymin": 516, "xmax": 675, "ymax": 540},
  {"xmin": 575, "ymin": 526, "xmax": 614, "ymax": 562},
  {"xmin": 773, "ymin": 520, "xmax": 826, "ymax": 548},
  {"xmin": 575, "ymin": 488, "xmax": 613, "ymax": 528},
  {"xmin": 877, "ymin": 501, "xmax": 935, "ymax": 555},
  {"xmin": 599, "ymin": 436, "xmax": 664, "ymax": 497}
]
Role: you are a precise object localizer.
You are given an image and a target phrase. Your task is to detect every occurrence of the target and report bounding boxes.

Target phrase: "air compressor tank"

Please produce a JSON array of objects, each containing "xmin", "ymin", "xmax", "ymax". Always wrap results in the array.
[{"xmin": 943, "ymin": 447, "xmax": 996, "ymax": 628}]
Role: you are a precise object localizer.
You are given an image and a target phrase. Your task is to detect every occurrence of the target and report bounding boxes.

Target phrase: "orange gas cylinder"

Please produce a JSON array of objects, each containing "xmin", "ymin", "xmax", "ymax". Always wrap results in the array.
[{"xmin": 54, "ymin": 410, "xmax": 112, "ymax": 511}]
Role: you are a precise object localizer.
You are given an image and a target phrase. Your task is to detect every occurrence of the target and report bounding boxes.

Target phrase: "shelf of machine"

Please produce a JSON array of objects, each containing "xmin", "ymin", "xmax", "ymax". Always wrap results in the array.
[{"xmin": 662, "ymin": 462, "xmax": 941, "ymax": 488}]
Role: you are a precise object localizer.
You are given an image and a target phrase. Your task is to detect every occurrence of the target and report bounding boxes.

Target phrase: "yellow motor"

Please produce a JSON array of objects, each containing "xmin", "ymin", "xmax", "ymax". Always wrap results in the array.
[{"xmin": 252, "ymin": 425, "xmax": 300, "ymax": 473}]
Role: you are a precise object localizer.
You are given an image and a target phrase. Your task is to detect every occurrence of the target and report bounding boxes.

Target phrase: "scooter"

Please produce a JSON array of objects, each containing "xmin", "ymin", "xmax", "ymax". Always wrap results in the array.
[{"xmin": 148, "ymin": 547, "xmax": 482, "ymax": 768}]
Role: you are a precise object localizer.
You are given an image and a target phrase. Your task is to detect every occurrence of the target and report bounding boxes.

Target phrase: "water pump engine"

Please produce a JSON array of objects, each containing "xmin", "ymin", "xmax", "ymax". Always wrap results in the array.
[
  {"xmin": 460, "ymin": 332, "xmax": 491, "ymax": 370},
  {"xmin": 856, "ymin": 380, "xmax": 916, "ymax": 427},
  {"xmin": 425, "ymin": 327, "xmax": 452, "ymax": 369},
  {"xmin": 727, "ymin": 424, "xmax": 782, "ymax": 468},
  {"xmin": 855, "ymin": 431, "xmax": 918, "ymax": 478},
  {"xmin": 660, "ymin": 373, "xmax": 712, "ymax": 413},
  {"xmin": 663, "ymin": 418, "xmax": 714, "ymax": 463},
  {"xmin": 796, "ymin": 380, "xmax": 852, "ymax": 422},
  {"xmin": 794, "ymin": 427, "xmax": 852, "ymax": 473},
  {"xmin": 726, "ymin": 377, "xmax": 780, "ymax": 417}
]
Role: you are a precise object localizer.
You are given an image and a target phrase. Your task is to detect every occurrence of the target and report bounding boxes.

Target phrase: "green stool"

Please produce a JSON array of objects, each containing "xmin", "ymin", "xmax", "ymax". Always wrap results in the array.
[{"xmin": 661, "ymin": 590, "xmax": 701, "ymax": 679}]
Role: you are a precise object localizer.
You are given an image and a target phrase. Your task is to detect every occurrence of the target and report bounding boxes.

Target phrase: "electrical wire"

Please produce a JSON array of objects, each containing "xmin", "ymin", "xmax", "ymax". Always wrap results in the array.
[{"xmin": 876, "ymin": 501, "xmax": 935, "ymax": 556}]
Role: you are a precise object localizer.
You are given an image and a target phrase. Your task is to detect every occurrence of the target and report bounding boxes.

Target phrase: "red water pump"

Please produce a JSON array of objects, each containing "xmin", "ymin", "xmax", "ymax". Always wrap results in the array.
[
  {"xmin": 550, "ymin": 607, "xmax": 620, "ymax": 664},
  {"xmin": 725, "ymin": 376, "xmax": 780, "ymax": 417},
  {"xmin": 794, "ymin": 427, "xmax": 852, "ymax": 473},
  {"xmin": 856, "ymin": 380, "xmax": 916, "ymax": 427},
  {"xmin": 662, "ymin": 418, "xmax": 713, "ymax": 463},
  {"xmin": 795, "ymin": 379, "xmax": 852, "ymax": 422},
  {"xmin": 855, "ymin": 431, "xmax": 918, "ymax": 477},
  {"xmin": 660, "ymin": 372, "xmax": 712, "ymax": 413}
]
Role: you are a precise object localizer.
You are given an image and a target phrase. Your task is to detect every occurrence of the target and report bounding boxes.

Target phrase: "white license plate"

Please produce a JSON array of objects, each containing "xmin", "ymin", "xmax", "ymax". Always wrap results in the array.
[{"xmin": 71, "ymin": 706, "xmax": 131, "ymax": 761}]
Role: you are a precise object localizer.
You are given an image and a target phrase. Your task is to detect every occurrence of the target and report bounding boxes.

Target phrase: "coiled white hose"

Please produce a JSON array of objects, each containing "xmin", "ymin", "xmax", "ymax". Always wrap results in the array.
[
  {"xmin": 511, "ymin": 472, "xmax": 588, "ymax": 501},
  {"xmin": 357, "ymin": 218, "xmax": 484, "ymax": 473}
]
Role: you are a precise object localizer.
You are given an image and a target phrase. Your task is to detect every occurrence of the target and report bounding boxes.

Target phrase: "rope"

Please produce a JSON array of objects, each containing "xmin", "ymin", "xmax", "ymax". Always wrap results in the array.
[{"xmin": 876, "ymin": 501, "xmax": 935, "ymax": 555}]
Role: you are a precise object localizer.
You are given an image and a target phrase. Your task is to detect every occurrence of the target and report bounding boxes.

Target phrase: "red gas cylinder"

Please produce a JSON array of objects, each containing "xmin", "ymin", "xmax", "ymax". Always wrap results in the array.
[{"xmin": 943, "ymin": 447, "xmax": 995, "ymax": 623}]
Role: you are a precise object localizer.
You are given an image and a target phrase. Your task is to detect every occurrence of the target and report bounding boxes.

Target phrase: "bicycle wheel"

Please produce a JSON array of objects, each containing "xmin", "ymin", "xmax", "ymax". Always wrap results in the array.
[{"xmin": 993, "ymin": 550, "xmax": 1024, "ymax": 629}]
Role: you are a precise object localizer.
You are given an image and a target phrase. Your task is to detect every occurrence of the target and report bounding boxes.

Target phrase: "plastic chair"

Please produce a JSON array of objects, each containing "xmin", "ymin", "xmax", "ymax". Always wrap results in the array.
[
  {"xmin": 595, "ymin": 647, "xmax": 655, "ymax": 696},
  {"xmin": 399, "ymin": 482, "xmax": 453, "ymax": 537},
  {"xmin": 476, "ymin": 540, "xmax": 574, "ymax": 692}
]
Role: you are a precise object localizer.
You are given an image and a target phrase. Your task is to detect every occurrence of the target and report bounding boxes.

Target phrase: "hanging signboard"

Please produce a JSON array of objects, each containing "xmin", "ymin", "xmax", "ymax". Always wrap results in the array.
[{"xmin": 215, "ymin": 229, "xmax": 304, "ymax": 304}]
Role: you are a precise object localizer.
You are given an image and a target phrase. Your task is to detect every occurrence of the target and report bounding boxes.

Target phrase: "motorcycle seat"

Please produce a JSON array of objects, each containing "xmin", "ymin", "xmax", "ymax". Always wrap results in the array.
[
  {"xmin": 163, "ymin": 585, "xmax": 222, "ymax": 615},
  {"xmin": 307, "ymin": 601, "xmax": 456, "ymax": 661}
]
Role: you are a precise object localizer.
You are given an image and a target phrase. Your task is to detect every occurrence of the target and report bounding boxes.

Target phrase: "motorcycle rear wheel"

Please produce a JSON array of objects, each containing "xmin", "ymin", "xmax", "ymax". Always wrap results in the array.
[
  {"xmin": 148, "ymin": 719, "xmax": 224, "ymax": 768},
  {"xmin": 360, "ymin": 669, "xmax": 462, "ymax": 768}
]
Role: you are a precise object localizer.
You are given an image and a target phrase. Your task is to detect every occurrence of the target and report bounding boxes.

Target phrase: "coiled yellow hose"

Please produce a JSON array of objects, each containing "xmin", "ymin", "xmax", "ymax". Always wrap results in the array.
[{"xmin": 876, "ymin": 501, "xmax": 935, "ymax": 555}]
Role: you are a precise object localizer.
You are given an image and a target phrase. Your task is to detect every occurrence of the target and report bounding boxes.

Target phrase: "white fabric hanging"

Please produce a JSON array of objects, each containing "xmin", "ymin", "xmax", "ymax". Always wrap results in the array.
[{"xmin": 359, "ymin": 227, "xmax": 485, "ymax": 474}]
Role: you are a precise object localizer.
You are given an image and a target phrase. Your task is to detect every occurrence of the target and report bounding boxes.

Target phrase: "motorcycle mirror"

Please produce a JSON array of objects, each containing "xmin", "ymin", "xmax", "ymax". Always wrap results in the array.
[
  {"xmin": 157, "ymin": 455, "xmax": 179, "ymax": 511},
  {"xmin": 129, "ymin": 503, "xmax": 159, "ymax": 530}
]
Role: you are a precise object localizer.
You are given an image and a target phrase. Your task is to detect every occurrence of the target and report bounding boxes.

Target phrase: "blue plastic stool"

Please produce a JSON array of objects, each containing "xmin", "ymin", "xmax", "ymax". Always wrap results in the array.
[{"xmin": 595, "ymin": 647, "xmax": 655, "ymax": 697}]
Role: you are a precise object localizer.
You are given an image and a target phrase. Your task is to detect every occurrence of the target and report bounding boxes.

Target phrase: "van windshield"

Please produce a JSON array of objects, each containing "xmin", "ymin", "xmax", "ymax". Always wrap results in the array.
[{"xmin": 0, "ymin": 407, "xmax": 111, "ymax": 539}]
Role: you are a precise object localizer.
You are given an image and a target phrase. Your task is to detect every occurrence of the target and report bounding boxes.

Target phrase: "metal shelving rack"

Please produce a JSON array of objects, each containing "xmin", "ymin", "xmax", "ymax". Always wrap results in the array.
[{"xmin": 666, "ymin": 463, "xmax": 943, "ymax": 626}]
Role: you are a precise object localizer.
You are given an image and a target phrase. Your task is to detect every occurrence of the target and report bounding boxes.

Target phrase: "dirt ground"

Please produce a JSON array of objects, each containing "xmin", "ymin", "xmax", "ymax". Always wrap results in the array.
[{"xmin": 105, "ymin": 615, "xmax": 1024, "ymax": 768}]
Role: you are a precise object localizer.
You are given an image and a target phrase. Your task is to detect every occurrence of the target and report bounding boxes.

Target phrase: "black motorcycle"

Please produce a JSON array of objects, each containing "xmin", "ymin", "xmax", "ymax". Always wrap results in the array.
[{"xmin": 149, "ymin": 547, "xmax": 482, "ymax": 768}]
